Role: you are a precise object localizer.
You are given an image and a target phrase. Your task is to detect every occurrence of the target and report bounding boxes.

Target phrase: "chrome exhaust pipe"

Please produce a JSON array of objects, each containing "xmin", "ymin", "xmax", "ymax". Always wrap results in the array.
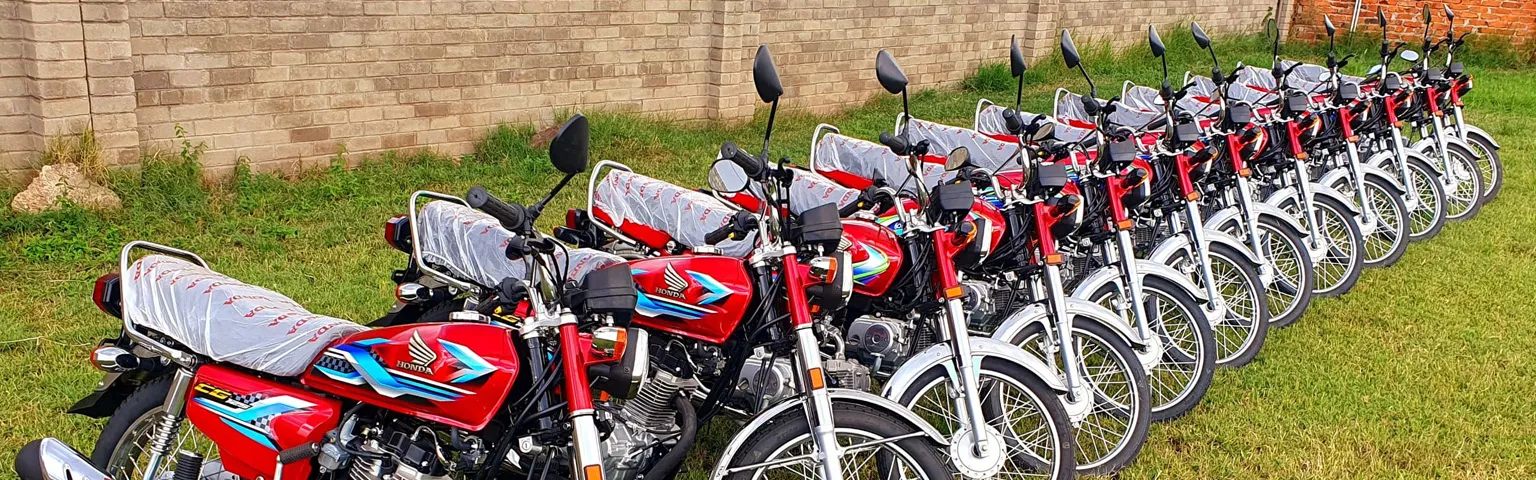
[{"xmin": 14, "ymin": 438, "xmax": 111, "ymax": 480}]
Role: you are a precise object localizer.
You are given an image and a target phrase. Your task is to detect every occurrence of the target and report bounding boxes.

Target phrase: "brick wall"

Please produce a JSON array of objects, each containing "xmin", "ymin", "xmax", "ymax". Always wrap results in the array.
[
  {"xmin": 3, "ymin": 0, "xmax": 1290, "ymax": 180},
  {"xmin": 1291, "ymin": 0, "xmax": 1534, "ymax": 44}
]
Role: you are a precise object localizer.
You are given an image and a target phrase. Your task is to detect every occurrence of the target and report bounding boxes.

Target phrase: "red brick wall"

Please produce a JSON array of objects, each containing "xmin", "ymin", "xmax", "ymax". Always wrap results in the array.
[{"xmin": 1292, "ymin": 0, "xmax": 1534, "ymax": 44}]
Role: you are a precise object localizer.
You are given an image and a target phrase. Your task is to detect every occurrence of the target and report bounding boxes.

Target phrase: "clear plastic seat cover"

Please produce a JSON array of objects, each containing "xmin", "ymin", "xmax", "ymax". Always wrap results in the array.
[
  {"xmin": 974, "ymin": 104, "xmax": 1047, "ymax": 136},
  {"xmin": 592, "ymin": 169, "xmax": 757, "ymax": 257},
  {"xmin": 903, "ymin": 117, "xmax": 1023, "ymax": 172},
  {"xmin": 416, "ymin": 201, "xmax": 625, "ymax": 289},
  {"xmin": 1052, "ymin": 92, "xmax": 1099, "ymax": 143},
  {"xmin": 709, "ymin": 161, "xmax": 862, "ymax": 216},
  {"xmin": 1109, "ymin": 85, "xmax": 1165, "ymax": 130},
  {"xmin": 1229, "ymin": 66, "xmax": 1281, "ymax": 106},
  {"xmin": 1176, "ymin": 75, "xmax": 1224, "ymax": 119},
  {"xmin": 124, "ymin": 255, "xmax": 367, "ymax": 377},
  {"xmin": 1281, "ymin": 60, "xmax": 1365, "ymax": 96},
  {"xmin": 812, "ymin": 130, "xmax": 947, "ymax": 191}
]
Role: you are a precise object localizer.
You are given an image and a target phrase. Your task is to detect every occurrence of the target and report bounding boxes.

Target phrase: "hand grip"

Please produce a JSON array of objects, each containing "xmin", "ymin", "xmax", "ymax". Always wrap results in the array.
[
  {"xmin": 704, "ymin": 224, "xmax": 736, "ymax": 245},
  {"xmin": 466, "ymin": 186, "xmax": 526, "ymax": 232},
  {"xmin": 878, "ymin": 131, "xmax": 910, "ymax": 155},
  {"xmin": 1003, "ymin": 108, "xmax": 1025, "ymax": 134},
  {"xmin": 720, "ymin": 142, "xmax": 765, "ymax": 179},
  {"xmin": 277, "ymin": 443, "xmax": 321, "ymax": 465}
]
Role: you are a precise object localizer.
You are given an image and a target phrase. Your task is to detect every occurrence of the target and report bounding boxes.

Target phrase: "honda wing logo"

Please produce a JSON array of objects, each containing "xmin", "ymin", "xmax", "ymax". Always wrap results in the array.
[
  {"xmin": 634, "ymin": 265, "xmax": 733, "ymax": 320},
  {"xmin": 398, "ymin": 332, "xmax": 437, "ymax": 374},
  {"xmin": 659, "ymin": 264, "xmax": 689, "ymax": 299}
]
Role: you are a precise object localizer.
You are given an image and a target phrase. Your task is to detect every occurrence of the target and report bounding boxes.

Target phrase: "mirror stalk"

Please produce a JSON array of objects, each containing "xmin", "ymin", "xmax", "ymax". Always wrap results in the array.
[{"xmin": 760, "ymin": 98, "xmax": 778, "ymax": 163}]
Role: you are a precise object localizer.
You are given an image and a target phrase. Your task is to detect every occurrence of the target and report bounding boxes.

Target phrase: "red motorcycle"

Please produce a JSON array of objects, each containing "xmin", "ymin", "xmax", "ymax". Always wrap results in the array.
[{"xmin": 16, "ymin": 117, "xmax": 667, "ymax": 480}]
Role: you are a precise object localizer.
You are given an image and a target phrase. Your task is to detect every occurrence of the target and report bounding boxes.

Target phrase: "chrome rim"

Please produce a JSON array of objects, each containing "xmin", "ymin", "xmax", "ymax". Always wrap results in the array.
[
  {"xmin": 1254, "ymin": 223, "xmax": 1306, "ymax": 320},
  {"xmin": 907, "ymin": 370, "xmax": 1066, "ymax": 479},
  {"xmin": 1091, "ymin": 287, "xmax": 1205, "ymax": 414},
  {"xmin": 105, "ymin": 408, "xmax": 222, "ymax": 480},
  {"xmin": 1361, "ymin": 182, "xmax": 1406, "ymax": 263},
  {"xmin": 744, "ymin": 427, "xmax": 933, "ymax": 480},
  {"xmin": 1017, "ymin": 328, "xmax": 1140, "ymax": 469}
]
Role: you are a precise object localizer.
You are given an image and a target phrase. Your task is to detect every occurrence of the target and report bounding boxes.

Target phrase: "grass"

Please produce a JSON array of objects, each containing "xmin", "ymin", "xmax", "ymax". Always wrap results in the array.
[{"xmin": 1, "ymin": 28, "xmax": 1533, "ymax": 479}]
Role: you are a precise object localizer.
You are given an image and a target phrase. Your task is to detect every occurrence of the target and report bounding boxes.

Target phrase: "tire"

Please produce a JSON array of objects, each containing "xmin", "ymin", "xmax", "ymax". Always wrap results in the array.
[
  {"xmin": 1004, "ymin": 321, "xmax": 1150, "ymax": 476},
  {"xmin": 1204, "ymin": 243, "xmax": 1271, "ymax": 367},
  {"xmin": 895, "ymin": 357, "xmax": 1076, "ymax": 479},
  {"xmin": 90, "ymin": 375, "xmax": 221, "ymax": 480},
  {"xmin": 1463, "ymin": 129, "xmax": 1503, "ymax": 202},
  {"xmin": 1085, "ymin": 277, "xmax": 1215, "ymax": 423},
  {"xmin": 1280, "ymin": 194, "xmax": 1365, "ymax": 297},
  {"xmin": 724, "ymin": 402, "xmax": 952, "ymax": 480},
  {"xmin": 1439, "ymin": 143, "xmax": 1484, "ymax": 221},
  {"xmin": 1357, "ymin": 177, "xmax": 1410, "ymax": 268},
  {"xmin": 1251, "ymin": 217, "xmax": 1314, "ymax": 329},
  {"xmin": 1395, "ymin": 156, "xmax": 1448, "ymax": 242}
]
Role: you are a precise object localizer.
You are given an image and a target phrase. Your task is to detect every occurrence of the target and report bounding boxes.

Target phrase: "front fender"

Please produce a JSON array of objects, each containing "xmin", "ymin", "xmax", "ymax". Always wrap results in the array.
[
  {"xmin": 990, "ymin": 298, "xmax": 1145, "ymax": 349},
  {"xmin": 881, "ymin": 338, "xmax": 1068, "ymax": 401},
  {"xmin": 1147, "ymin": 229, "xmax": 1263, "ymax": 267},
  {"xmin": 1070, "ymin": 263, "xmax": 1209, "ymax": 303},
  {"xmin": 1365, "ymin": 150, "xmax": 1396, "ymax": 169},
  {"xmin": 1204, "ymin": 202, "xmax": 1309, "ymax": 240},
  {"xmin": 1311, "ymin": 182, "xmax": 1362, "ymax": 215},
  {"xmin": 1460, "ymin": 123, "xmax": 1500, "ymax": 149},
  {"xmin": 1410, "ymin": 137, "xmax": 1437, "ymax": 155},
  {"xmin": 710, "ymin": 389, "xmax": 949, "ymax": 478},
  {"xmin": 1359, "ymin": 164, "xmax": 1407, "ymax": 194}
]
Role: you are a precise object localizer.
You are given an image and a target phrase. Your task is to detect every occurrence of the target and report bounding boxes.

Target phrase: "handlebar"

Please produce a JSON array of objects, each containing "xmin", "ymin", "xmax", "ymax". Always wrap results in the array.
[
  {"xmin": 466, "ymin": 186, "xmax": 527, "ymax": 233},
  {"xmin": 720, "ymin": 142, "xmax": 765, "ymax": 179}
]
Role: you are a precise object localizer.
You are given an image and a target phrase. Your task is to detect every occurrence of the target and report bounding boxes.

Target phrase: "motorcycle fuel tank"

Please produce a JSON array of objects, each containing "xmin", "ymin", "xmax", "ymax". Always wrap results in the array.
[
  {"xmin": 839, "ymin": 218, "xmax": 904, "ymax": 297},
  {"xmin": 185, "ymin": 364, "xmax": 342, "ymax": 480},
  {"xmin": 627, "ymin": 255, "xmax": 754, "ymax": 344},
  {"xmin": 302, "ymin": 323, "xmax": 520, "ymax": 431}
]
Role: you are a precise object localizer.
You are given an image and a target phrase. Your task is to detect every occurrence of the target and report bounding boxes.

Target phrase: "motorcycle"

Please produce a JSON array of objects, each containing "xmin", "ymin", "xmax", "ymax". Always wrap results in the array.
[
  {"xmin": 1435, "ymin": 6, "xmax": 1503, "ymax": 203},
  {"xmin": 17, "ymin": 117, "xmax": 669, "ymax": 480}
]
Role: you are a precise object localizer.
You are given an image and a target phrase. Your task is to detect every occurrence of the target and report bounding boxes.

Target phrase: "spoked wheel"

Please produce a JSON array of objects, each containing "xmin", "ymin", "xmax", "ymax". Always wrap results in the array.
[
  {"xmin": 1439, "ymin": 144, "xmax": 1485, "ymax": 221},
  {"xmin": 1332, "ymin": 176, "xmax": 1410, "ymax": 268},
  {"xmin": 1387, "ymin": 157, "xmax": 1448, "ymax": 242},
  {"xmin": 1461, "ymin": 130, "xmax": 1503, "ymax": 202},
  {"xmin": 1166, "ymin": 244, "xmax": 1271, "ymax": 367},
  {"xmin": 1281, "ymin": 195, "xmax": 1365, "ymax": 297},
  {"xmin": 724, "ymin": 403, "xmax": 951, "ymax": 480},
  {"xmin": 898, "ymin": 358, "xmax": 1076, "ymax": 479},
  {"xmin": 1219, "ymin": 216, "xmax": 1316, "ymax": 329},
  {"xmin": 1006, "ymin": 321, "xmax": 1150, "ymax": 476},
  {"xmin": 1086, "ymin": 277, "xmax": 1215, "ymax": 422},
  {"xmin": 92, "ymin": 377, "xmax": 226, "ymax": 480}
]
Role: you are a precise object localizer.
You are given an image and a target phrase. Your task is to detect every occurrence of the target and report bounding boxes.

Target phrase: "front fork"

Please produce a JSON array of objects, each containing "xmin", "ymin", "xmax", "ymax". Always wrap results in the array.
[
  {"xmin": 1112, "ymin": 230, "xmax": 1163, "ymax": 367},
  {"xmin": 781, "ymin": 252, "xmax": 847, "ymax": 480},
  {"xmin": 1234, "ymin": 177, "xmax": 1277, "ymax": 286},
  {"xmin": 1387, "ymin": 126, "xmax": 1422, "ymax": 211},
  {"xmin": 1344, "ymin": 140, "xmax": 1379, "ymax": 235},
  {"xmin": 933, "ymin": 231, "xmax": 995, "ymax": 459},
  {"xmin": 1182, "ymin": 202, "xmax": 1229, "ymax": 321},
  {"xmin": 1042, "ymin": 264, "xmax": 1085, "ymax": 400},
  {"xmin": 1291, "ymin": 160, "xmax": 1330, "ymax": 259}
]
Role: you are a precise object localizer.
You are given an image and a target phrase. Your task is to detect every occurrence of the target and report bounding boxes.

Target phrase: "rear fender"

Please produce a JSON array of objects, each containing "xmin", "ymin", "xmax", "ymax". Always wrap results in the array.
[{"xmin": 709, "ymin": 389, "xmax": 948, "ymax": 478}]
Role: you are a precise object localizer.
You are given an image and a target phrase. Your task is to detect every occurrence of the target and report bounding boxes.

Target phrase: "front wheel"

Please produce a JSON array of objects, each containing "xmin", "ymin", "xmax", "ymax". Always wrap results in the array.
[
  {"xmin": 1440, "ymin": 143, "xmax": 1485, "ymax": 221},
  {"xmin": 1357, "ymin": 178, "xmax": 1410, "ymax": 268},
  {"xmin": 1388, "ymin": 157, "xmax": 1448, "ymax": 242},
  {"xmin": 896, "ymin": 357, "xmax": 1076, "ymax": 479},
  {"xmin": 1462, "ymin": 129, "xmax": 1503, "ymax": 202},
  {"xmin": 1085, "ymin": 277, "xmax": 1215, "ymax": 423},
  {"xmin": 1005, "ymin": 321, "xmax": 1150, "ymax": 476},
  {"xmin": 723, "ymin": 402, "xmax": 952, "ymax": 480}
]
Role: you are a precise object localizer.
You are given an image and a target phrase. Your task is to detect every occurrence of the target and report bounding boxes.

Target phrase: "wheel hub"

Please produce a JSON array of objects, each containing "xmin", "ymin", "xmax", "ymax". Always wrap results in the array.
[{"xmin": 948, "ymin": 426, "xmax": 1007, "ymax": 479}]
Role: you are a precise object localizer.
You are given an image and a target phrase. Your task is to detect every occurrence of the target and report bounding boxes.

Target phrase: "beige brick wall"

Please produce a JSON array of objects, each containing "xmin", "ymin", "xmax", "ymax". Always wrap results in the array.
[{"xmin": 2, "ymin": 0, "xmax": 1291, "ymax": 180}]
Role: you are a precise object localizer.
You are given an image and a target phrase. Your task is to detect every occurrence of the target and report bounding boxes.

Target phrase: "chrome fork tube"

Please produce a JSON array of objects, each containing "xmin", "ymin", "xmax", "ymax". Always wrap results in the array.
[
  {"xmin": 1234, "ymin": 177, "xmax": 1272, "ymax": 281},
  {"xmin": 793, "ymin": 324, "xmax": 846, "ymax": 480},
  {"xmin": 1390, "ymin": 127, "xmax": 1414, "ymax": 187},
  {"xmin": 1345, "ymin": 141, "xmax": 1376, "ymax": 229},
  {"xmin": 944, "ymin": 295, "xmax": 994, "ymax": 457},
  {"xmin": 140, "ymin": 367, "xmax": 196, "ymax": 480},
  {"xmin": 1114, "ymin": 230, "xmax": 1153, "ymax": 340},
  {"xmin": 1045, "ymin": 264, "xmax": 1083, "ymax": 399},
  {"xmin": 1294, "ymin": 161, "xmax": 1327, "ymax": 251},
  {"xmin": 1183, "ymin": 203, "xmax": 1224, "ymax": 305}
]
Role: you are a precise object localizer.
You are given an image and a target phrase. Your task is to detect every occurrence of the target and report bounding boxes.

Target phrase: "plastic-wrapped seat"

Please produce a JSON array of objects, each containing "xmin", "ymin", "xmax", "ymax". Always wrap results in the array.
[
  {"xmin": 811, "ymin": 128, "xmax": 947, "ymax": 192},
  {"xmin": 709, "ymin": 160, "xmax": 862, "ymax": 216},
  {"xmin": 1177, "ymin": 75, "xmax": 1225, "ymax": 121},
  {"xmin": 124, "ymin": 255, "xmax": 367, "ymax": 377},
  {"xmin": 901, "ymin": 117, "xmax": 1024, "ymax": 172},
  {"xmin": 415, "ymin": 201, "xmax": 624, "ymax": 289},
  {"xmin": 1109, "ymin": 85, "xmax": 1165, "ymax": 131},
  {"xmin": 591, "ymin": 169, "xmax": 757, "ymax": 257}
]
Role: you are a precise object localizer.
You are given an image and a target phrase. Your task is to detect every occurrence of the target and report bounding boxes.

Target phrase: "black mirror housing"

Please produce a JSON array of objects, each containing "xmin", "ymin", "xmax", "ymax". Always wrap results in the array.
[
  {"xmin": 1325, "ymin": 16, "xmax": 1337, "ymax": 38},
  {"xmin": 753, "ymin": 45, "xmax": 783, "ymax": 104},
  {"xmin": 1060, "ymin": 29, "xmax": 1081, "ymax": 69},
  {"xmin": 1377, "ymin": 9, "xmax": 1387, "ymax": 28},
  {"xmin": 1148, "ymin": 25, "xmax": 1166, "ymax": 57},
  {"xmin": 550, "ymin": 114, "xmax": 589, "ymax": 175},
  {"xmin": 1010, "ymin": 35, "xmax": 1027, "ymax": 78},
  {"xmin": 875, "ymin": 50, "xmax": 908, "ymax": 94},
  {"xmin": 1192, "ymin": 22, "xmax": 1212, "ymax": 49},
  {"xmin": 1444, "ymin": 5, "xmax": 1454, "ymax": 22}
]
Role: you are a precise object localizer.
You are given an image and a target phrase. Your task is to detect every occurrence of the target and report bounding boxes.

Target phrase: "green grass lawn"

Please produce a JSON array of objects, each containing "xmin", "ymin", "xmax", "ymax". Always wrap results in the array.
[{"xmin": 1, "ymin": 30, "xmax": 1533, "ymax": 479}]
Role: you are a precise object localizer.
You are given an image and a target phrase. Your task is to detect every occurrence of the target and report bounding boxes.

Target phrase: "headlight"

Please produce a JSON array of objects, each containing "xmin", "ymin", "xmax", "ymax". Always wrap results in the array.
[
  {"xmin": 588, "ymin": 327, "xmax": 650, "ymax": 399},
  {"xmin": 805, "ymin": 252, "xmax": 853, "ymax": 310}
]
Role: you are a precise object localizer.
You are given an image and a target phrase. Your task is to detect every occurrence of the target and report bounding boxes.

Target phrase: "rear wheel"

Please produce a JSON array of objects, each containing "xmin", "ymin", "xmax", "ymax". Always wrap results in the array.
[
  {"xmin": 724, "ymin": 403, "xmax": 952, "ymax": 480},
  {"xmin": 897, "ymin": 357, "xmax": 1076, "ymax": 479},
  {"xmin": 1084, "ymin": 277, "xmax": 1214, "ymax": 422},
  {"xmin": 1005, "ymin": 321, "xmax": 1150, "ymax": 476},
  {"xmin": 91, "ymin": 376, "xmax": 224, "ymax": 480}
]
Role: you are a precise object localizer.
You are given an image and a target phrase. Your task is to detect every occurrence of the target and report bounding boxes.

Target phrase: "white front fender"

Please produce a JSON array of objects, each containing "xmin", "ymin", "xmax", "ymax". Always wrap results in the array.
[
  {"xmin": 990, "ymin": 298, "xmax": 1145, "ymax": 349},
  {"xmin": 710, "ymin": 389, "xmax": 950, "ymax": 478},
  {"xmin": 881, "ymin": 337, "xmax": 1068, "ymax": 400},
  {"xmin": 1070, "ymin": 263, "xmax": 1209, "ymax": 303}
]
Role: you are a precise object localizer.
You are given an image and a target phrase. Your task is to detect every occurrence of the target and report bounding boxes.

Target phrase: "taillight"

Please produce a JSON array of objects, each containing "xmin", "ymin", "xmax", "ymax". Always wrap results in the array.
[
  {"xmin": 93, "ymin": 273, "xmax": 122, "ymax": 318},
  {"xmin": 384, "ymin": 215, "xmax": 411, "ymax": 253}
]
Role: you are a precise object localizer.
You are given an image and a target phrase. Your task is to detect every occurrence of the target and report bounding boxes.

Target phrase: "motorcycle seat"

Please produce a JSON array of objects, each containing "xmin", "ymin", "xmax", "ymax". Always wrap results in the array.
[
  {"xmin": 592, "ymin": 169, "xmax": 757, "ymax": 257},
  {"xmin": 811, "ymin": 130, "xmax": 947, "ymax": 192},
  {"xmin": 123, "ymin": 255, "xmax": 367, "ymax": 377},
  {"xmin": 415, "ymin": 201, "xmax": 624, "ymax": 288}
]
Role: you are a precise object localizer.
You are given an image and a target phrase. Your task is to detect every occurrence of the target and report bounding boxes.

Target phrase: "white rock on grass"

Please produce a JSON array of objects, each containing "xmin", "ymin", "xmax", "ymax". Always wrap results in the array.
[{"xmin": 9, "ymin": 164, "xmax": 122, "ymax": 213}]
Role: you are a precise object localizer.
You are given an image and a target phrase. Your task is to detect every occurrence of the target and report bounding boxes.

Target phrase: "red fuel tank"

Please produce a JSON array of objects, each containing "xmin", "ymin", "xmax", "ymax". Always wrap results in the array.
[
  {"xmin": 301, "ymin": 323, "xmax": 520, "ymax": 431},
  {"xmin": 839, "ymin": 218, "xmax": 904, "ymax": 297},
  {"xmin": 185, "ymin": 365, "xmax": 342, "ymax": 480},
  {"xmin": 627, "ymin": 255, "xmax": 754, "ymax": 344}
]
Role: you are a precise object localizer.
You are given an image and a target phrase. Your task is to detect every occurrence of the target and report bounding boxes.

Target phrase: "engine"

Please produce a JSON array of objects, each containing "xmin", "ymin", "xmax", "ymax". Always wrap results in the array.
[
  {"xmin": 844, "ymin": 315, "xmax": 912, "ymax": 372},
  {"xmin": 317, "ymin": 416, "xmax": 484, "ymax": 480},
  {"xmin": 597, "ymin": 370, "xmax": 694, "ymax": 479}
]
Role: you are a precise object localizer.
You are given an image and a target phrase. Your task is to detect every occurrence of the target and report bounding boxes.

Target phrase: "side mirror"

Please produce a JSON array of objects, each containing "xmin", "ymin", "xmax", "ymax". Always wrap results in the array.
[
  {"xmin": 1377, "ymin": 9, "xmax": 1387, "ymax": 28},
  {"xmin": 753, "ymin": 45, "xmax": 783, "ymax": 104},
  {"xmin": 549, "ymin": 114, "xmax": 589, "ymax": 175},
  {"xmin": 1192, "ymin": 22, "xmax": 1212, "ymax": 49},
  {"xmin": 1060, "ymin": 29, "xmax": 1081, "ymax": 69},
  {"xmin": 1031, "ymin": 119, "xmax": 1056, "ymax": 142},
  {"xmin": 1422, "ymin": 5, "xmax": 1431, "ymax": 25},
  {"xmin": 1367, "ymin": 64, "xmax": 1384, "ymax": 76},
  {"xmin": 1445, "ymin": 5, "xmax": 1454, "ymax": 22},
  {"xmin": 1325, "ymin": 16, "xmax": 1337, "ymax": 38},
  {"xmin": 1400, "ymin": 49, "xmax": 1421, "ymax": 63},
  {"xmin": 1149, "ymin": 25, "xmax": 1166, "ymax": 57},
  {"xmin": 875, "ymin": 50, "xmax": 908, "ymax": 94},
  {"xmin": 1010, "ymin": 35, "xmax": 1027, "ymax": 78},
  {"xmin": 708, "ymin": 160, "xmax": 751, "ymax": 194},
  {"xmin": 943, "ymin": 146, "xmax": 971, "ymax": 171}
]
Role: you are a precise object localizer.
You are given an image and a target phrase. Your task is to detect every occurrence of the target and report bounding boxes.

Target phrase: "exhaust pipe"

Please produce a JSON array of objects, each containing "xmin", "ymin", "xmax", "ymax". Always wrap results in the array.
[{"xmin": 14, "ymin": 438, "xmax": 111, "ymax": 480}]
